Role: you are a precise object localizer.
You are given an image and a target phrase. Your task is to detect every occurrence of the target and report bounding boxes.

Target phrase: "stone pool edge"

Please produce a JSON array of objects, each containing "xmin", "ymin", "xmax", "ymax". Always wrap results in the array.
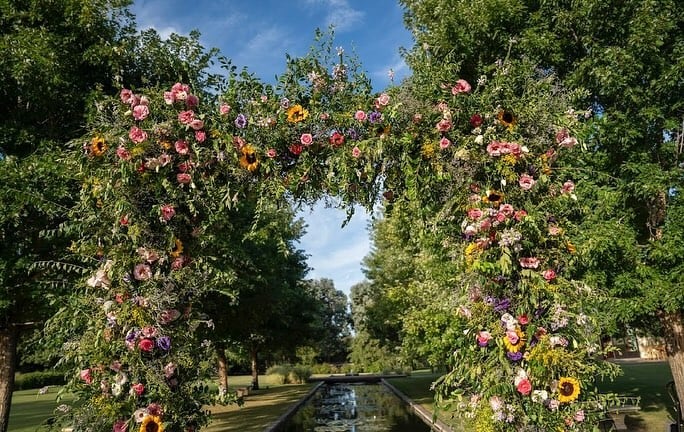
[
  {"xmin": 263, "ymin": 381, "xmax": 324, "ymax": 432},
  {"xmin": 381, "ymin": 379, "xmax": 454, "ymax": 432}
]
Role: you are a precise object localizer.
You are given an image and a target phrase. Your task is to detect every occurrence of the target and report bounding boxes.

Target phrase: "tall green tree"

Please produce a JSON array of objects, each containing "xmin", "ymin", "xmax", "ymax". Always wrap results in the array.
[
  {"xmin": 401, "ymin": 0, "xmax": 684, "ymax": 401},
  {"xmin": 304, "ymin": 278, "xmax": 351, "ymax": 363}
]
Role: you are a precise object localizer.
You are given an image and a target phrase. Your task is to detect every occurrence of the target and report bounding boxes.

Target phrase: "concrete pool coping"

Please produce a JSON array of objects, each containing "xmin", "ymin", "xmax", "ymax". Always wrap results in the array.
[{"xmin": 264, "ymin": 377, "xmax": 453, "ymax": 432}]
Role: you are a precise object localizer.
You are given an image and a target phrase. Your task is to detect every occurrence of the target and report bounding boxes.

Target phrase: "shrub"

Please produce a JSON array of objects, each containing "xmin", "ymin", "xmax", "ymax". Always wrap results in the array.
[
  {"xmin": 288, "ymin": 365, "xmax": 312, "ymax": 384},
  {"xmin": 266, "ymin": 364, "xmax": 292, "ymax": 384},
  {"xmin": 14, "ymin": 370, "xmax": 66, "ymax": 390}
]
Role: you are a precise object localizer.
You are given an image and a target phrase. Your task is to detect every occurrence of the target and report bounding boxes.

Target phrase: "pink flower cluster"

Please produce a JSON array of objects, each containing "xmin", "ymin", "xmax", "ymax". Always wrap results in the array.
[{"xmin": 486, "ymin": 140, "xmax": 524, "ymax": 157}]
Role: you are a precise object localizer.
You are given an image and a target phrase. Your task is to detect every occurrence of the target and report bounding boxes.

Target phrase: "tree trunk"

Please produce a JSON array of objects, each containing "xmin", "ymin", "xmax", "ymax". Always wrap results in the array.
[
  {"xmin": 660, "ymin": 311, "xmax": 684, "ymax": 405},
  {"xmin": 0, "ymin": 325, "xmax": 18, "ymax": 432},
  {"xmin": 216, "ymin": 347, "xmax": 229, "ymax": 396},
  {"xmin": 250, "ymin": 348, "xmax": 259, "ymax": 390}
]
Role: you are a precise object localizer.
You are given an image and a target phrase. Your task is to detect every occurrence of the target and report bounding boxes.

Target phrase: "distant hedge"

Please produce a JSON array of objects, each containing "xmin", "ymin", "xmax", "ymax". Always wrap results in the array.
[{"xmin": 14, "ymin": 371, "xmax": 66, "ymax": 390}]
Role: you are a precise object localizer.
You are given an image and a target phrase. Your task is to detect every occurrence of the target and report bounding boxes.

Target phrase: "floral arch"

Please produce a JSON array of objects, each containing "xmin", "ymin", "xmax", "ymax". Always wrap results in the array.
[{"xmin": 53, "ymin": 44, "xmax": 615, "ymax": 432}]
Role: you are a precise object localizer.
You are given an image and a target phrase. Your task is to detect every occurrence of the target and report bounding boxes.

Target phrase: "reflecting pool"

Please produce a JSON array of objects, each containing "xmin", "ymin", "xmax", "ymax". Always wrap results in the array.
[{"xmin": 278, "ymin": 382, "xmax": 431, "ymax": 432}]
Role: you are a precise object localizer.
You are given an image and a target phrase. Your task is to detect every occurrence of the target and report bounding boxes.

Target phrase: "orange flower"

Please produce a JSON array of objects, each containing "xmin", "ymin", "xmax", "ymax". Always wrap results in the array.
[{"xmin": 286, "ymin": 104, "xmax": 309, "ymax": 123}]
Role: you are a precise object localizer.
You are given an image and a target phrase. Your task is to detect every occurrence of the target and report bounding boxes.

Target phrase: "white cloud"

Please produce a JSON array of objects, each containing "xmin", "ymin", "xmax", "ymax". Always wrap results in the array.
[{"xmin": 303, "ymin": 0, "xmax": 365, "ymax": 32}]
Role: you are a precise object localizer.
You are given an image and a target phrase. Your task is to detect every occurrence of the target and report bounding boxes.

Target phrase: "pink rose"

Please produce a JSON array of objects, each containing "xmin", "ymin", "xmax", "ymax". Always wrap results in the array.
[
  {"xmin": 560, "ymin": 136, "xmax": 578, "ymax": 148},
  {"xmin": 499, "ymin": 204, "xmax": 514, "ymax": 217},
  {"xmin": 189, "ymin": 119, "xmax": 204, "ymax": 130},
  {"xmin": 439, "ymin": 137, "xmax": 451, "ymax": 149},
  {"xmin": 147, "ymin": 403, "xmax": 163, "ymax": 416},
  {"xmin": 543, "ymin": 269, "xmax": 556, "ymax": 281},
  {"xmin": 80, "ymin": 368, "xmax": 93, "ymax": 384},
  {"xmin": 519, "ymin": 257, "xmax": 540, "ymax": 269},
  {"xmin": 354, "ymin": 110, "xmax": 367, "ymax": 121},
  {"xmin": 476, "ymin": 330, "xmax": 492, "ymax": 347},
  {"xmin": 519, "ymin": 174, "xmax": 536, "ymax": 190},
  {"xmin": 487, "ymin": 141, "xmax": 502, "ymax": 156},
  {"xmin": 219, "ymin": 103, "xmax": 231, "ymax": 115},
  {"xmin": 120, "ymin": 88, "xmax": 134, "ymax": 104},
  {"xmin": 574, "ymin": 410, "xmax": 585, "ymax": 422},
  {"xmin": 163, "ymin": 91, "xmax": 175, "ymax": 105},
  {"xmin": 506, "ymin": 329, "xmax": 520, "ymax": 344},
  {"xmin": 131, "ymin": 383, "xmax": 145, "ymax": 396},
  {"xmin": 451, "ymin": 79, "xmax": 471, "ymax": 94},
  {"xmin": 516, "ymin": 378, "xmax": 532, "ymax": 395},
  {"xmin": 174, "ymin": 140, "xmax": 189, "ymax": 155},
  {"xmin": 160, "ymin": 204, "xmax": 175, "ymax": 222},
  {"xmin": 116, "ymin": 146, "xmax": 131, "ymax": 160},
  {"xmin": 194, "ymin": 130, "xmax": 206, "ymax": 143},
  {"xmin": 171, "ymin": 82, "xmax": 189, "ymax": 100},
  {"xmin": 164, "ymin": 362, "xmax": 177, "ymax": 379},
  {"xmin": 518, "ymin": 315, "xmax": 529, "ymax": 325},
  {"xmin": 138, "ymin": 338, "xmax": 155, "ymax": 352},
  {"xmin": 177, "ymin": 173, "xmax": 191, "ymax": 184},
  {"xmin": 376, "ymin": 93, "xmax": 390, "ymax": 107},
  {"xmin": 129, "ymin": 127, "xmax": 147, "ymax": 144},
  {"xmin": 132, "ymin": 104, "xmax": 150, "ymax": 121},
  {"xmin": 479, "ymin": 218, "xmax": 492, "ymax": 231},
  {"xmin": 329, "ymin": 131, "xmax": 345, "ymax": 148},
  {"xmin": 113, "ymin": 420, "xmax": 127, "ymax": 432},
  {"xmin": 300, "ymin": 133, "xmax": 313, "ymax": 146},
  {"xmin": 266, "ymin": 148, "xmax": 277, "ymax": 158},
  {"xmin": 133, "ymin": 264, "xmax": 151, "ymax": 281},
  {"xmin": 178, "ymin": 110, "xmax": 195, "ymax": 125},
  {"xmin": 436, "ymin": 118, "xmax": 452, "ymax": 132},
  {"xmin": 467, "ymin": 208, "xmax": 483, "ymax": 220},
  {"xmin": 514, "ymin": 210, "xmax": 528, "ymax": 221},
  {"xmin": 352, "ymin": 146, "xmax": 361, "ymax": 158},
  {"xmin": 186, "ymin": 94, "xmax": 199, "ymax": 108},
  {"xmin": 562, "ymin": 180, "xmax": 575, "ymax": 194}
]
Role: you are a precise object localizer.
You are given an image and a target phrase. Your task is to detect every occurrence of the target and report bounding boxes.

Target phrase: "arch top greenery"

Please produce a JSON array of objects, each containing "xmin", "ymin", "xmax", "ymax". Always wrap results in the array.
[{"xmin": 53, "ymin": 38, "xmax": 617, "ymax": 432}]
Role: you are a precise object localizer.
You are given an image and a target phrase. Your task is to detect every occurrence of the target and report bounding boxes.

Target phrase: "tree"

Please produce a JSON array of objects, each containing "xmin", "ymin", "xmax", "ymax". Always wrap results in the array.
[
  {"xmin": 400, "ymin": 0, "xmax": 684, "ymax": 399},
  {"xmin": 304, "ymin": 278, "xmax": 351, "ymax": 364}
]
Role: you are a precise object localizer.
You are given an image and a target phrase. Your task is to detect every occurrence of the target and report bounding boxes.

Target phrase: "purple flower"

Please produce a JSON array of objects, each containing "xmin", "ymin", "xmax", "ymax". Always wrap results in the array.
[
  {"xmin": 125, "ymin": 328, "xmax": 140, "ymax": 343},
  {"xmin": 507, "ymin": 351, "xmax": 523, "ymax": 361},
  {"xmin": 157, "ymin": 336, "xmax": 172, "ymax": 351},
  {"xmin": 348, "ymin": 128, "xmax": 360, "ymax": 140},
  {"xmin": 494, "ymin": 298, "xmax": 511, "ymax": 313},
  {"xmin": 369, "ymin": 111, "xmax": 382, "ymax": 123},
  {"xmin": 234, "ymin": 114, "xmax": 247, "ymax": 129}
]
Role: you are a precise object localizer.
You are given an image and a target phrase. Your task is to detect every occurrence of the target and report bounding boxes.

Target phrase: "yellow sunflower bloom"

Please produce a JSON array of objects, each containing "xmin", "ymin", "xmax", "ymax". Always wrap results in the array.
[
  {"xmin": 557, "ymin": 377, "xmax": 581, "ymax": 403},
  {"xmin": 239, "ymin": 145, "xmax": 259, "ymax": 172},
  {"xmin": 140, "ymin": 415, "xmax": 164, "ymax": 432},
  {"xmin": 170, "ymin": 239, "xmax": 183, "ymax": 258},
  {"xmin": 90, "ymin": 136, "xmax": 108, "ymax": 156},
  {"xmin": 502, "ymin": 327, "xmax": 525, "ymax": 353},
  {"xmin": 497, "ymin": 109, "xmax": 516, "ymax": 131},
  {"xmin": 482, "ymin": 190, "xmax": 504, "ymax": 206},
  {"xmin": 286, "ymin": 104, "xmax": 309, "ymax": 123}
]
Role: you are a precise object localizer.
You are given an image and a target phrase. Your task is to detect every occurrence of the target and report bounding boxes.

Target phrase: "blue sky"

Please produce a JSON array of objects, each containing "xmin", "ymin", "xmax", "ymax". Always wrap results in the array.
[{"xmin": 131, "ymin": 0, "xmax": 413, "ymax": 296}]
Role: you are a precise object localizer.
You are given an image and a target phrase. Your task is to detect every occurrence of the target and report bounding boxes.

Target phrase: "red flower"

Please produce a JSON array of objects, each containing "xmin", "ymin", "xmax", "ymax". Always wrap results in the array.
[
  {"xmin": 516, "ymin": 378, "xmax": 532, "ymax": 395},
  {"xmin": 329, "ymin": 131, "xmax": 345, "ymax": 148},
  {"xmin": 138, "ymin": 338, "xmax": 155, "ymax": 352},
  {"xmin": 131, "ymin": 383, "xmax": 145, "ymax": 396},
  {"xmin": 289, "ymin": 144, "xmax": 303, "ymax": 156},
  {"xmin": 470, "ymin": 114, "xmax": 483, "ymax": 128}
]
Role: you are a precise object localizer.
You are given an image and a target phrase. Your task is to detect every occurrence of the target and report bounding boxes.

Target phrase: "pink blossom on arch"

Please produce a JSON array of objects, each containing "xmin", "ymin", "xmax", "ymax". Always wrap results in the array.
[
  {"xmin": 266, "ymin": 148, "xmax": 277, "ymax": 158},
  {"xmin": 133, "ymin": 264, "xmax": 152, "ymax": 281},
  {"xmin": 186, "ymin": 94, "xmax": 199, "ymax": 108},
  {"xmin": 174, "ymin": 140, "xmax": 190, "ymax": 155},
  {"xmin": 354, "ymin": 110, "xmax": 367, "ymax": 121},
  {"xmin": 129, "ymin": 126, "xmax": 147, "ymax": 143},
  {"xmin": 562, "ymin": 180, "xmax": 575, "ymax": 194},
  {"xmin": 194, "ymin": 130, "xmax": 206, "ymax": 143},
  {"xmin": 487, "ymin": 141, "xmax": 502, "ymax": 156},
  {"xmin": 160, "ymin": 204, "xmax": 176, "ymax": 222},
  {"xmin": 351, "ymin": 146, "xmax": 361, "ymax": 158},
  {"xmin": 467, "ymin": 208, "xmax": 483, "ymax": 220},
  {"xmin": 451, "ymin": 79, "xmax": 471, "ymax": 94},
  {"xmin": 219, "ymin": 103, "xmax": 231, "ymax": 115},
  {"xmin": 436, "ymin": 118, "xmax": 452, "ymax": 132},
  {"xmin": 116, "ymin": 146, "xmax": 131, "ymax": 161},
  {"xmin": 132, "ymin": 104, "xmax": 149, "ymax": 121},
  {"xmin": 300, "ymin": 133, "xmax": 313, "ymax": 146},
  {"xmin": 177, "ymin": 173, "xmax": 192, "ymax": 184},
  {"xmin": 439, "ymin": 137, "xmax": 451, "ymax": 149},
  {"xmin": 519, "ymin": 174, "xmax": 536, "ymax": 190},
  {"xmin": 80, "ymin": 368, "xmax": 93, "ymax": 384},
  {"xmin": 120, "ymin": 88, "xmax": 134, "ymax": 105},
  {"xmin": 543, "ymin": 269, "xmax": 557, "ymax": 281},
  {"xmin": 519, "ymin": 257, "xmax": 540, "ymax": 269},
  {"xmin": 189, "ymin": 119, "xmax": 204, "ymax": 130},
  {"xmin": 178, "ymin": 110, "xmax": 195, "ymax": 125}
]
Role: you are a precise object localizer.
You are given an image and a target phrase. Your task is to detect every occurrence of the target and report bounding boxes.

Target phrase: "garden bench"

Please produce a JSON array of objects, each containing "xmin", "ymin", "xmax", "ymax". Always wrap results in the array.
[
  {"xmin": 236, "ymin": 386, "xmax": 250, "ymax": 397},
  {"xmin": 602, "ymin": 396, "xmax": 641, "ymax": 431}
]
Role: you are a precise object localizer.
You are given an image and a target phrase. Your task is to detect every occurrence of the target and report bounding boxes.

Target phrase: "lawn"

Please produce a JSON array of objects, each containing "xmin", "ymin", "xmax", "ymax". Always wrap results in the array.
[{"xmin": 8, "ymin": 362, "xmax": 677, "ymax": 432}]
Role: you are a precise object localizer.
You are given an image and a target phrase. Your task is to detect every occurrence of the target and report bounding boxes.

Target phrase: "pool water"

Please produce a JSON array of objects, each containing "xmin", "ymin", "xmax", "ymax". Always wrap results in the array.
[{"xmin": 278, "ymin": 382, "xmax": 432, "ymax": 432}]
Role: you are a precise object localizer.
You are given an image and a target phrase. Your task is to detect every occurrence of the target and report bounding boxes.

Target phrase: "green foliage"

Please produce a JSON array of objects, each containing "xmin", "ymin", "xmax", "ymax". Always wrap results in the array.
[
  {"xmin": 13, "ymin": 371, "xmax": 66, "ymax": 391},
  {"xmin": 265, "ymin": 364, "xmax": 311, "ymax": 384}
]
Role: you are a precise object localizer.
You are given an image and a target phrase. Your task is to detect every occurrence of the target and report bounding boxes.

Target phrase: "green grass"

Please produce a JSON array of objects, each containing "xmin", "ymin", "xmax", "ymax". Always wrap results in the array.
[{"xmin": 8, "ymin": 362, "xmax": 678, "ymax": 432}]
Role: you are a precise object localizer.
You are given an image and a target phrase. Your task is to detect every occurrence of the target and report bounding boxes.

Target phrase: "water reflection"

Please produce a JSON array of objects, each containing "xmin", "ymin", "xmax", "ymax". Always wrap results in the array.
[{"xmin": 280, "ymin": 383, "xmax": 431, "ymax": 432}]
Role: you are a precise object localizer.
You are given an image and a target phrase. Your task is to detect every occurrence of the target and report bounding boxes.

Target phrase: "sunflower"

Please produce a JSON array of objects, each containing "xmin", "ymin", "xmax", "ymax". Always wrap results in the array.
[
  {"xmin": 497, "ymin": 109, "xmax": 516, "ymax": 131},
  {"xmin": 482, "ymin": 189, "xmax": 504, "ymax": 206},
  {"xmin": 170, "ymin": 239, "xmax": 183, "ymax": 258},
  {"xmin": 140, "ymin": 415, "xmax": 164, "ymax": 432},
  {"xmin": 239, "ymin": 145, "xmax": 259, "ymax": 172},
  {"xmin": 502, "ymin": 327, "xmax": 525, "ymax": 353},
  {"xmin": 90, "ymin": 136, "xmax": 108, "ymax": 156},
  {"xmin": 557, "ymin": 377, "xmax": 581, "ymax": 403},
  {"xmin": 286, "ymin": 104, "xmax": 309, "ymax": 123}
]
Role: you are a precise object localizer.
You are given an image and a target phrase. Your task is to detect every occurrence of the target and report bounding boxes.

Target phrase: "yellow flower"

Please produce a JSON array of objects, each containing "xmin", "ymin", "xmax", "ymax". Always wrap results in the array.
[
  {"xmin": 482, "ymin": 190, "xmax": 504, "ymax": 206},
  {"xmin": 159, "ymin": 140, "xmax": 172, "ymax": 150},
  {"xmin": 140, "ymin": 415, "xmax": 164, "ymax": 432},
  {"xmin": 497, "ymin": 109, "xmax": 516, "ymax": 130},
  {"xmin": 90, "ymin": 136, "xmax": 108, "ymax": 156},
  {"xmin": 421, "ymin": 143, "xmax": 435, "ymax": 158},
  {"xmin": 170, "ymin": 239, "xmax": 183, "ymax": 258},
  {"xmin": 465, "ymin": 243, "xmax": 481, "ymax": 265},
  {"xmin": 239, "ymin": 145, "xmax": 259, "ymax": 172},
  {"xmin": 502, "ymin": 327, "xmax": 525, "ymax": 353},
  {"xmin": 502, "ymin": 154, "xmax": 517, "ymax": 166},
  {"xmin": 557, "ymin": 377, "xmax": 581, "ymax": 403},
  {"xmin": 567, "ymin": 242, "xmax": 576, "ymax": 254},
  {"xmin": 286, "ymin": 104, "xmax": 309, "ymax": 123}
]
